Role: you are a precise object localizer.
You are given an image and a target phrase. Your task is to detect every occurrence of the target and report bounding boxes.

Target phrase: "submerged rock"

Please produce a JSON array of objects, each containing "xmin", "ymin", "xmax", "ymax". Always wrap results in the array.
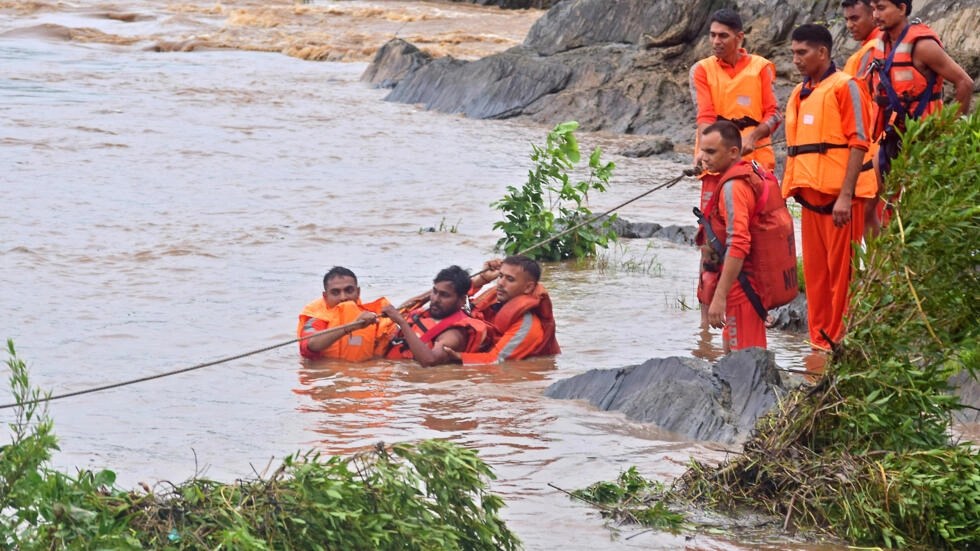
[{"xmin": 544, "ymin": 348, "xmax": 786, "ymax": 444}]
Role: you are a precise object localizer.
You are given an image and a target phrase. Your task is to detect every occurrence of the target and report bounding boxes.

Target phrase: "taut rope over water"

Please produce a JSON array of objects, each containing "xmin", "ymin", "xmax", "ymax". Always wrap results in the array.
[{"xmin": 2, "ymin": 170, "xmax": 699, "ymax": 410}]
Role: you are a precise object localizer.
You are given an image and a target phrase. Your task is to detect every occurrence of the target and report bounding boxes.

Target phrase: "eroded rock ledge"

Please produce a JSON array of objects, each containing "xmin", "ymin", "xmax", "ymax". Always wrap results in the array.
[{"xmin": 365, "ymin": 0, "xmax": 979, "ymax": 140}]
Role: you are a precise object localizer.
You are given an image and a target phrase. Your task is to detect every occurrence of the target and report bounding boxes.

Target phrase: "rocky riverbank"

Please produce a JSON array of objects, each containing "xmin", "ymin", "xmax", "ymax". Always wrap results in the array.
[{"xmin": 367, "ymin": 0, "xmax": 980, "ymax": 152}]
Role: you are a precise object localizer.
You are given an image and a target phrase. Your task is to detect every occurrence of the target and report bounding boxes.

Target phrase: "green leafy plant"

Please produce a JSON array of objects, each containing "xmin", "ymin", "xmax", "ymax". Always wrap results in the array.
[
  {"xmin": 0, "ymin": 341, "xmax": 521, "ymax": 550},
  {"xmin": 569, "ymin": 108, "xmax": 980, "ymax": 549},
  {"xmin": 571, "ymin": 467, "xmax": 684, "ymax": 532},
  {"xmin": 492, "ymin": 121, "xmax": 617, "ymax": 260}
]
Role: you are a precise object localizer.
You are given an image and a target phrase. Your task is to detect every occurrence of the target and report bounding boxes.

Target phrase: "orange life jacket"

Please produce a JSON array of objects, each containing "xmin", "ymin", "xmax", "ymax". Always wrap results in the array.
[
  {"xmin": 472, "ymin": 284, "xmax": 561, "ymax": 356},
  {"xmin": 696, "ymin": 53, "xmax": 776, "ymax": 170},
  {"xmin": 872, "ymin": 23, "xmax": 944, "ymax": 135},
  {"xmin": 782, "ymin": 70, "xmax": 876, "ymax": 202},
  {"xmin": 843, "ymin": 28, "xmax": 881, "ymax": 86},
  {"xmin": 383, "ymin": 308, "xmax": 489, "ymax": 359},
  {"xmin": 297, "ymin": 297, "xmax": 395, "ymax": 362},
  {"xmin": 695, "ymin": 161, "xmax": 799, "ymax": 319}
]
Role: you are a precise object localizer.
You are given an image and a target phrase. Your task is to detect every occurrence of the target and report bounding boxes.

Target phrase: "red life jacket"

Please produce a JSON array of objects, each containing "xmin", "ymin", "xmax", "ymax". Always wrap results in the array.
[
  {"xmin": 872, "ymin": 23, "xmax": 944, "ymax": 135},
  {"xmin": 472, "ymin": 283, "xmax": 561, "ymax": 356},
  {"xmin": 384, "ymin": 309, "xmax": 489, "ymax": 359},
  {"xmin": 696, "ymin": 161, "xmax": 799, "ymax": 318}
]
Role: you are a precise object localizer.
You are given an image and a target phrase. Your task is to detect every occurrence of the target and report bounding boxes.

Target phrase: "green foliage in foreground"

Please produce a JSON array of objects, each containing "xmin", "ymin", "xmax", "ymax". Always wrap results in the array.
[
  {"xmin": 492, "ymin": 121, "xmax": 617, "ymax": 260},
  {"xmin": 572, "ymin": 108, "xmax": 980, "ymax": 548},
  {"xmin": 571, "ymin": 467, "xmax": 684, "ymax": 532},
  {"xmin": 0, "ymin": 340, "xmax": 520, "ymax": 550}
]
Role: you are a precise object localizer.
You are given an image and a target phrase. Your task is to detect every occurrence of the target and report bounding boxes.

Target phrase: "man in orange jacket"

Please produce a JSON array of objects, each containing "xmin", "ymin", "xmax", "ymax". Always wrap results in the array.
[
  {"xmin": 689, "ymin": 8, "xmax": 782, "ymax": 172},
  {"xmin": 841, "ymin": 0, "xmax": 884, "ymax": 236},
  {"xmin": 782, "ymin": 24, "xmax": 876, "ymax": 351},
  {"xmin": 380, "ymin": 265, "xmax": 489, "ymax": 367},
  {"xmin": 444, "ymin": 255, "xmax": 560, "ymax": 364},
  {"xmin": 698, "ymin": 121, "xmax": 768, "ymax": 352},
  {"xmin": 297, "ymin": 266, "xmax": 395, "ymax": 361}
]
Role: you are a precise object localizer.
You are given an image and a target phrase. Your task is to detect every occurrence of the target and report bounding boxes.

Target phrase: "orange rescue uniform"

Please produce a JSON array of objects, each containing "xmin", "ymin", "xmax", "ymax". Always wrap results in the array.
[
  {"xmin": 690, "ymin": 50, "xmax": 783, "ymax": 171},
  {"xmin": 459, "ymin": 284, "xmax": 561, "ymax": 364},
  {"xmin": 844, "ymin": 27, "xmax": 882, "ymax": 179},
  {"xmin": 783, "ymin": 69, "xmax": 873, "ymax": 350},
  {"xmin": 297, "ymin": 297, "xmax": 396, "ymax": 361},
  {"xmin": 703, "ymin": 162, "xmax": 768, "ymax": 351}
]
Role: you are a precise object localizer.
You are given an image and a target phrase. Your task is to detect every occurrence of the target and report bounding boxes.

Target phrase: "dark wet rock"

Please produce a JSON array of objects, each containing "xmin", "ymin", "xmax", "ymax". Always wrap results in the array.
[
  {"xmin": 607, "ymin": 217, "xmax": 695, "ymax": 244},
  {"xmin": 361, "ymin": 39, "xmax": 432, "ymax": 89},
  {"xmin": 450, "ymin": 0, "xmax": 561, "ymax": 8},
  {"xmin": 652, "ymin": 224, "xmax": 696, "ymax": 246},
  {"xmin": 766, "ymin": 293, "xmax": 808, "ymax": 333},
  {"xmin": 544, "ymin": 348, "xmax": 785, "ymax": 444},
  {"xmin": 382, "ymin": 47, "xmax": 572, "ymax": 119},
  {"xmin": 951, "ymin": 370, "xmax": 980, "ymax": 424},
  {"xmin": 608, "ymin": 216, "xmax": 661, "ymax": 239},
  {"xmin": 618, "ymin": 136, "xmax": 674, "ymax": 158},
  {"xmin": 523, "ymin": 0, "xmax": 710, "ymax": 57},
  {"xmin": 364, "ymin": 0, "xmax": 979, "ymax": 137}
]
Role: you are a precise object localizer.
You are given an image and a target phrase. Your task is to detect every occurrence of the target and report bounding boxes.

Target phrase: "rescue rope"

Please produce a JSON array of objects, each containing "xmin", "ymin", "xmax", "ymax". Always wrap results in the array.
[
  {"xmin": 0, "ymin": 321, "xmax": 365, "ymax": 411},
  {"xmin": 398, "ymin": 168, "xmax": 698, "ymax": 310},
  {"xmin": 0, "ymin": 169, "xmax": 705, "ymax": 410}
]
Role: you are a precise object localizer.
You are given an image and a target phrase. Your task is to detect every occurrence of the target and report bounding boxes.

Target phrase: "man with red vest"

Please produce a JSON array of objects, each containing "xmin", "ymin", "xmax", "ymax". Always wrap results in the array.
[
  {"xmin": 689, "ymin": 8, "xmax": 782, "ymax": 172},
  {"xmin": 297, "ymin": 266, "xmax": 395, "ymax": 361},
  {"xmin": 444, "ymin": 255, "xmax": 560, "ymax": 364},
  {"xmin": 697, "ymin": 121, "xmax": 769, "ymax": 352},
  {"xmin": 380, "ymin": 265, "xmax": 489, "ymax": 367},
  {"xmin": 783, "ymin": 24, "xmax": 877, "ymax": 351},
  {"xmin": 870, "ymin": 0, "xmax": 973, "ymax": 174}
]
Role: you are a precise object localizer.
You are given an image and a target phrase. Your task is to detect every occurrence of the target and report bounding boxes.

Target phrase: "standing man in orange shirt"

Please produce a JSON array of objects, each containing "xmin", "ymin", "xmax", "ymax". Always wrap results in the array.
[
  {"xmin": 841, "ymin": 0, "xmax": 884, "ymax": 236},
  {"xmin": 842, "ymin": 0, "xmax": 882, "ymax": 81},
  {"xmin": 782, "ymin": 24, "xmax": 877, "ymax": 351},
  {"xmin": 690, "ymin": 8, "xmax": 782, "ymax": 329},
  {"xmin": 689, "ymin": 8, "xmax": 782, "ymax": 173}
]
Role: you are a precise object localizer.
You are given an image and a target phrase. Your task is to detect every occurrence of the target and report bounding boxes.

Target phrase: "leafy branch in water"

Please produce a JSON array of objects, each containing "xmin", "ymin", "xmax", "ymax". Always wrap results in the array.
[
  {"xmin": 492, "ymin": 121, "xmax": 617, "ymax": 260},
  {"xmin": 0, "ymin": 340, "xmax": 520, "ymax": 550},
  {"xmin": 568, "ymin": 108, "xmax": 980, "ymax": 548}
]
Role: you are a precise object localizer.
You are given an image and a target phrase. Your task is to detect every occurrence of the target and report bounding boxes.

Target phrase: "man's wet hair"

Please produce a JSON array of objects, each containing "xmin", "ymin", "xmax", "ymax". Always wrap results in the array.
[
  {"xmin": 434, "ymin": 265, "xmax": 472, "ymax": 298},
  {"xmin": 840, "ymin": 0, "xmax": 871, "ymax": 8},
  {"xmin": 323, "ymin": 266, "xmax": 357, "ymax": 288},
  {"xmin": 703, "ymin": 120, "xmax": 743, "ymax": 151},
  {"xmin": 792, "ymin": 23, "xmax": 834, "ymax": 55},
  {"xmin": 710, "ymin": 8, "xmax": 743, "ymax": 32},
  {"xmin": 503, "ymin": 255, "xmax": 542, "ymax": 283}
]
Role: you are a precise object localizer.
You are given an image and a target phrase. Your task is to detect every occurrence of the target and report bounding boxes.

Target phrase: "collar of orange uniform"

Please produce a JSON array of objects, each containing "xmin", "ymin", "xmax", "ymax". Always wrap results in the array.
[
  {"xmin": 715, "ymin": 48, "xmax": 749, "ymax": 70},
  {"xmin": 864, "ymin": 27, "xmax": 882, "ymax": 46}
]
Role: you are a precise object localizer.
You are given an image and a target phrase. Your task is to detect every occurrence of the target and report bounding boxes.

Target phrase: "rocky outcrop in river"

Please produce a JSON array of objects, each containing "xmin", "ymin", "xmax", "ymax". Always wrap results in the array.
[
  {"xmin": 544, "ymin": 348, "xmax": 788, "ymax": 445},
  {"xmin": 366, "ymin": 0, "xmax": 980, "ymax": 143}
]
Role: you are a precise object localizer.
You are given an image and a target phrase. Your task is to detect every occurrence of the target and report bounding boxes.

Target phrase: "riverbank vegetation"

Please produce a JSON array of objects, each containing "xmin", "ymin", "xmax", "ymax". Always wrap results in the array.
[
  {"xmin": 0, "ymin": 341, "xmax": 520, "ymax": 550},
  {"xmin": 493, "ymin": 121, "xmax": 617, "ymax": 260},
  {"xmin": 571, "ymin": 108, "xmax": 980, "ymax": 548}
]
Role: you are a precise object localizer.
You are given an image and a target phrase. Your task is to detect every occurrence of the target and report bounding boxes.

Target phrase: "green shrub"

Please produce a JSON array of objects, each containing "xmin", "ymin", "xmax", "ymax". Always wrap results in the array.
[
  {"xmin": 570, "ymin": 107, "xmax": 980, "ymax": 548},
  {"xmin": 0, "ymin": 340, "xmax": 520, "ymax": 550},
  {"xmin": 492, "ymin": 121, "xmax": 617, "ymax": 260}
]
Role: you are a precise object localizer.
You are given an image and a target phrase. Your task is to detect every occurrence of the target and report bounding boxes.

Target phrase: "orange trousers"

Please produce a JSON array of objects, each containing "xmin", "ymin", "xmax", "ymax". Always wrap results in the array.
[
  {"xmin": 723, "ymin": 288, "xmax": 767, "ymax": 353},
  {"xmin": 798, "ymin": 189, "xmax": 865, "ymax": 350}
]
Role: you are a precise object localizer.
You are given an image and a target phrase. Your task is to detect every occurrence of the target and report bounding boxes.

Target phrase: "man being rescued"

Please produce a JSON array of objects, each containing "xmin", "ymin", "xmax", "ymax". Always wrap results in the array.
[
  {"xmin": 444, "ymin": 255, "xmax": 561, "ymax": 365},
  {"xmin": 297, "ymin": 266, "xmax": 396, "ymax": 361},
  {"xmin": 380, "ymin": 265, "xmax": 489, "ymax": 367}
]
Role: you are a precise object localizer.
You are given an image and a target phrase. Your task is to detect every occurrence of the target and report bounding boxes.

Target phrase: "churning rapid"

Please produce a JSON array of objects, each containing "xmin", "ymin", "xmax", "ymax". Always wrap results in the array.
[{"xmin": 0, "ymin": 1, "xmax": 813, "ymax": 549}]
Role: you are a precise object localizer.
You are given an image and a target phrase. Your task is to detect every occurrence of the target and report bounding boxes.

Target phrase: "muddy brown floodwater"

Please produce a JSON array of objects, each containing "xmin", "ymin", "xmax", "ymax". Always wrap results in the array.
[{"xmin": 0, "ymin": 1, "xmax": 830, "ymax": 549}]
